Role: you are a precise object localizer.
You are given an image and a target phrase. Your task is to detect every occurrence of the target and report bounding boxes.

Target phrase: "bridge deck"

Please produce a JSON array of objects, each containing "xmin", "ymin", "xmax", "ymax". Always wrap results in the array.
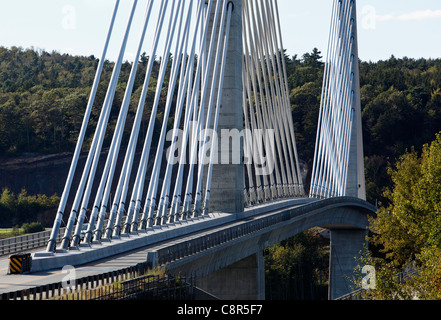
[
  {"xmin": 0, "ymin": 198, "xmax": 311, "ymax": 294},
  {"xmin": 0, "ymin": 197, "xmax": 375, "ymax": 296}
]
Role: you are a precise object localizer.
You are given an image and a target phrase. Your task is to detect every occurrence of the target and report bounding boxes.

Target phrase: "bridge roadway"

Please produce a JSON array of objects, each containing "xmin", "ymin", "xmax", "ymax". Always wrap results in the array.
[{"xmin": 0, "ymin": 197, "xmax": 376, "ymax": 296}]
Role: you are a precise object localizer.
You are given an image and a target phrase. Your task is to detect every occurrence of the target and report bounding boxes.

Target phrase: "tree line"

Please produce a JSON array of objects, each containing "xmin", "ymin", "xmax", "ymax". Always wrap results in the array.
[
  {"xmin": 287, "ymin": 49, "xmax": 441, "ymax": 205},
  {"xmin": 1, "ymin": 46, "xmax": 441, "ymax": 299},
  {"xmin": 0, "ymin": 46, "xmax": 167, "ymax": 157},
  {"xmin": 272, "ymin": 49, "xmax": 441, "ymax": 300},
  {"xmin": 2, "ymin": 46, "xmax": 441, "ymax": 205},
  {"xmin": 0, "ymin": 188, "xmax": 59, "ymax": 228},
  {"xmin": 363, "ymin": 133, "xmax": 441, "ymax": 299}
]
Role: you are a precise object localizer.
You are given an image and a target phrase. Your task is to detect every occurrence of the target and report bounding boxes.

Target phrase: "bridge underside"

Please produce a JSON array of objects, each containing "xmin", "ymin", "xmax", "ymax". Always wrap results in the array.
[
  {"xmin": 190, "ymin": 228, "xmax": 366, "ymax": 300},
  {"xmin": 144, "ymin": 197, "xmax": 375, "ymax": 300},
  {"xmin": 29, "ymin": 197, "xmax": 375, "ymax": 300}
]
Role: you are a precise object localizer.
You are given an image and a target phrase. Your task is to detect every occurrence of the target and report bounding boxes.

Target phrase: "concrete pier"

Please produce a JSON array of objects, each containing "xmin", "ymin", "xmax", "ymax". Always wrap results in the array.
[
  {"xmin": 197, "ymin": 252, "xmax": 265, "ymax": 300},
  {"xmin": 328, "ymin": 228, "xmax": 368, "ymax": 300}
]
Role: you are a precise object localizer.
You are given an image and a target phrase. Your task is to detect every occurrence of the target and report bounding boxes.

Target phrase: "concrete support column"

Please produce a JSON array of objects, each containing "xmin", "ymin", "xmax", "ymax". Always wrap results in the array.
[
  {"xmin": 196, "ymin": 252, "xmax": 265, "ymax": 300},
  {"xmin": 328, "ymin": 228, "xmax": 367, "ymax": 300},
  {"xmin": 204, "ymin": 0, "xmax": 244, "ymax": 214},
  {"xmin": 344, "ymin": 0, "xmax": 366, "ymax": 200}
]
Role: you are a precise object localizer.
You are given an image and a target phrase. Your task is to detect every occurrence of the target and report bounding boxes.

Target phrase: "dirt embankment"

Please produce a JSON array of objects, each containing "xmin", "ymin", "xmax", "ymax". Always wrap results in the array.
[
  {"xmin": 0, "ymin": 151, "xmax": 310, "ymax": 199},
  {"xmin": 0, "ymin": 149, "xmax": 155, "ymax": 206},
  {"xmin": 0, "ymin": 153, "xmax": 76, "ymax": 196}
]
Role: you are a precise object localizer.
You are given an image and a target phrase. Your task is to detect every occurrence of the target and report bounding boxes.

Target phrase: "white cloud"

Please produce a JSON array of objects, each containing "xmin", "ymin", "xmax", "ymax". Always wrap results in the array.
[{"xmin": 376, "ymin": 9, "xmax": 441, "ymax": 22}]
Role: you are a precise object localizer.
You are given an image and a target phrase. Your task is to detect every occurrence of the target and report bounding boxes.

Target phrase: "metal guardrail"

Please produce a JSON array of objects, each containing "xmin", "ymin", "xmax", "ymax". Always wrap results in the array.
[
  {"xmin": 1, "ymin": 198, "xmax": 373, "ymax": 259},
  {"xmin": 89, "ymin": 274, "xmax": 196, "ymax": 301},
  {"xmin": 0, "ymin": 228, "xmax": 65, "ymax": 256},
  {"xmin": 0, "ymin": 260, "xmax": 210, "ymax": 301},
  {"xmin": 335, "ymin": 267, "xmax": 420, "ymax": 300},
  {"xmin": 153, "ymin": 197, "xmax": 376, "ymax": 266},
  {"xmin": 0, "ymin": 260, "xmax": 151, "ymax": 300},
  {"xmin": 155, "ymin": 217, "xmax": 275, "ymax": 266},
  {"xmin": 0, "ymin": 220, "xmax": 110, "ymax": 256},
  {"xmin": 335, "ymin": 289, "xmax": 366, "ymax": 300}
]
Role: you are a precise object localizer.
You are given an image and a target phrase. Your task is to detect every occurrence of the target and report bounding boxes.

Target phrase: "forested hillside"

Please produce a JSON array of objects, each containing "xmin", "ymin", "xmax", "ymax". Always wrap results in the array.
[
  {"xmin": 1, "ymin": 46, "xmax": 441, "ymax": 205},
  {"xmin": 0, "ymin": 46, "xmax": 163, "ymax": 158},
  {"xmin": 1, "ymin": 46, "xmax": 441, "ymax": 300},
  {"xmin": 287, "ymin": 49, "xmax": 441, "ymax": 204}
]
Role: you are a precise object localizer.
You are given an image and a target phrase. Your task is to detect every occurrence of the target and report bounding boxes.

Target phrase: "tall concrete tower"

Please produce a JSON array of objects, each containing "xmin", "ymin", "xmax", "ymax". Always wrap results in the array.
[{"xmin": 204, "ymin": 0, "xmax": 244, "ymax": 214}]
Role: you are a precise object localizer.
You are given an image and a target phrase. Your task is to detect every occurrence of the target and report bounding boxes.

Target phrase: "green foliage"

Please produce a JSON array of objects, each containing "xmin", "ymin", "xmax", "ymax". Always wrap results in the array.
[
  {"xmin": 0, "ymin": 46, "xmax": 163, "ymax": 156},
  {"xmin": 285, "ymin": 51, "xmax": 441, "ymax": 204},
  {"xmin": 413, "ymin": 246, "xmax": 441, "ymax": 299},
  {"xmin": 360, "ymin": 57, "xmax": 441, "ymax": 204},
  {"xmin": 301, "ymin": 48, "xmax": 324, "ymax": 68},
  {"xmin": 21, "ymin": 222, "xmax": 45, "ymax": 234},
  {"xmin": 0, "ymin": 188, "xmax": 15, "ymax": 226},
  {"xmin": 1, "ymin": 46, "xmax": 440, "ymax": 205},
  {"xmin": 265, "ymin": 230, "xmax": 329, "ymax": 300},
  {"xmin": 367, "ymin": 133, "xmax": 441, "ymax": 299},
  {"xmin": 0, "ymin": 188, "xmax": 59, "ymax": 227},
  {"xmin": 355, "ymin": 249, "xmax": 415, "ymax": 300},
  {"xmin": 1, "ymin": 46, "xmax": 441, "ymax": 299}
]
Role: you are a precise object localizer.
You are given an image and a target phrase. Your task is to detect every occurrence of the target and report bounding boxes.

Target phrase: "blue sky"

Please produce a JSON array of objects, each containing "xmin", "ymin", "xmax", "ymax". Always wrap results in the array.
[{"xmin": 0, "ymin": 0, "xmax": 440, "ymax": 63}]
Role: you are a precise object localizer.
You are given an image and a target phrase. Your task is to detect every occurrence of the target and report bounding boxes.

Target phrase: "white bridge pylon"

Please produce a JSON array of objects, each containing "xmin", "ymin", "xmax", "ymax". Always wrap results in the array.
[
  {"xmin": 46, "ymin": 0, "xmax": 305, "ymax": 253},
  {"xmin": 310, "ymin": 0, "xmax": 366, "ymax": 200}
]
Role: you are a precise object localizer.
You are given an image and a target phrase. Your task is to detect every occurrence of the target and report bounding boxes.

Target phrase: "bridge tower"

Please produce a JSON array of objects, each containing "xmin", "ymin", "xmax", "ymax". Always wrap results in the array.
[
  {"xmin": 310, "ymin": 0, "xmax": 369, "ymax": 300},
  {"xmin": 202, "ymin": 0, "xmax": 244, "ymax": 214},
  {"xmin": 34, "ymin": 0, "xmax": 370, "ymax": 302},
  {"xmin": 310, "ymin": 0, "xmax": 366, "ymax": 201},
  {"xmin": 342, "ymin": 0, "xmax": 366, "ymax": 201}
]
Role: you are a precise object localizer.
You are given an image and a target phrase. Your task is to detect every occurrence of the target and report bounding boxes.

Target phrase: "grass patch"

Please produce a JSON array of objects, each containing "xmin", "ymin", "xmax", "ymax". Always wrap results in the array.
[
  {"xmin": 0, "ymin": 225, "xmax": 50, "ymax": 239},
  {"xmin": 50, "ymin": 268, "xmax": 168, "ymax": 300},
  {"xmin": 0, "ymin": 227, "xmax": 23, "ymax": 239}
]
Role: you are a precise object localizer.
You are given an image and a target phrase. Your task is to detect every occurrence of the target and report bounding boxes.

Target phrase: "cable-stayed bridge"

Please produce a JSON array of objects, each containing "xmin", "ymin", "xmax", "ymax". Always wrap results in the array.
[{"xmin": 1, "ymin": 0, "xmax": 375, "ymax": 300}]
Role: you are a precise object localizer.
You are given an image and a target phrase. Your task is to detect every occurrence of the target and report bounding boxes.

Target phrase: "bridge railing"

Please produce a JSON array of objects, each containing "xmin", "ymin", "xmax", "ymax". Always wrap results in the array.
[
  {"xmin": 0, "ymin": 260, "xmax": 150, "ymax": 300},
  {"xmin": 88, "ymin": 274, "xmax": 196, "ymax": 301},
  {"xmin": 0, "ymin": 228, "xmax": 65, "ymax": 257},
  {"xmin": 151, "ymin": 197, "xmax": 376, "ymax": 267},
  {"xmin": 1, "ymin": 219, "xmax": 111, "ymax": 256},
  {"xmin": 335, "ymin": 289, "xmax": 366, "ymax": 300},
  {"xmin": 0, "ymin": 260, "xmax": 212, "ymax": 301},
  {"xmin": 153, "ymin": 209, "xmax": 293, "ymax": 266}
]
